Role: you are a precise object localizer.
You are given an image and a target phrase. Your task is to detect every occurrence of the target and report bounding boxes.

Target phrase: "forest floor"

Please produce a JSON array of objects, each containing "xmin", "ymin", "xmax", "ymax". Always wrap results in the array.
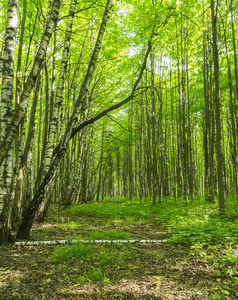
[{"xmin": 0, "ymin": 199, "xmax": 238, "ymax": 300}]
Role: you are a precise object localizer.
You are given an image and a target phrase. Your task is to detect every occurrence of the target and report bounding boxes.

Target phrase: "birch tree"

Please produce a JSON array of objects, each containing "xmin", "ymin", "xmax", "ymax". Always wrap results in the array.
[
  {"xmin": 0, "ymin": 0, "xmax": 18, "ymax": 243},
  {"xmin": 0, "ymin": 0, "xmax": 62, "ymax": 167}
]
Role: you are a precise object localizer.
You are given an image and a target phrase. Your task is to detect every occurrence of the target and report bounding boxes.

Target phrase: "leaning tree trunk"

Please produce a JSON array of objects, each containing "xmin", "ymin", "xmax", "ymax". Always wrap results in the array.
[
  {"xmin": 16, "ymin": 42, "xmax": 154, "ymax": 240},
  {"xmin": 16, "ymin": 0, "xmax": 157, "ymax": 239},
  {"xmin": 16, "ymin": 0, "xmax": 114, "ymax": 240},
  {"xmin": 41, "ymin": 0, "xmax": 77, "ymax": 180},
  {"xmin": 35, "ymin": 0, "xmax": 77, "ymax": 220}
]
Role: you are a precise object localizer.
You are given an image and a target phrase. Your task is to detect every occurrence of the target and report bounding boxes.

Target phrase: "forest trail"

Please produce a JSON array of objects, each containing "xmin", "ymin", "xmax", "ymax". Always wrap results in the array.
[{"xmin": 0, "ymin": 205, "xmax": 237, "ymax": 300}]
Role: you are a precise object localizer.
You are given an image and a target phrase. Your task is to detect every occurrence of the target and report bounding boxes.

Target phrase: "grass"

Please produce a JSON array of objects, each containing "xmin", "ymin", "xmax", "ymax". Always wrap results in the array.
[
  {"xmin": 60, "ymin": 221, "xmax": 81, "ymax": 230},
  {"xmin": 66, "ymin": 200, "xmax": 151, "ymax": 222},
  {"xmin": 85, "ymin": 229, "xmax": 131, "ymax": 240},
  {"xmin": 52, "ymin": 241, "xmax": 135, "ymax": 284}
]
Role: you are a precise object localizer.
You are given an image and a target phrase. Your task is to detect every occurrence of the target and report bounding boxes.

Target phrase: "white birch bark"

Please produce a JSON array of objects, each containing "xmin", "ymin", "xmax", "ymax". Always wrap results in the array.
[
  {"xmin": 14, "ymin": 239, "xmax": 168, "ymax": 246},
  {"xmin": 35, "ymin": 0, "xmax": 76, "ymax": 219},
  {"xmin": 42, "ymin": 0, "xmax": 77, "ymax": 179},
  {"xmin": 0, "ymin": 0, "xmax": 62, "ymax": 167},
  {"xmin": 9, "ymin": 0, "xmax": 27, "ymax": 230},
  {"xmin": 0, "ymin": 0, "xmax": 18, "ymax": 244},
  {"xmin": 0, "ymin": 40, "xmax": 5, "ymax": 90},
  {"xmin": 11, "ymin": 72, "xmax": 43, "ymax": 230},
  {"xmin": 0, "ymin": 0, "xmax": 18, "ymax": 143}
]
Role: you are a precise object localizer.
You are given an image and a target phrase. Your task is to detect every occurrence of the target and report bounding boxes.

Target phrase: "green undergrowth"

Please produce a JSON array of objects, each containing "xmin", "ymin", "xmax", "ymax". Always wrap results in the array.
[
  {"xmin": 66, "ymin": 195, "xmax": 238, "ymax": 247},
  {"xmin": 52, "ymin": 241, "xmax": 135, "ymax": 284},
  {"xmin": 58, "ymin": 224, "xmax": 132, "ymax": 239},
  {"xmin": 168, "ymin": 202, "xmax": 238, "ymax": 246},
  {"xmin": 66, "ymin": 199, "xmax": 151, "ymax": 222},
  {"xmin": 62, "ymin": 230, "xmax": 131, "ymax": 240}
]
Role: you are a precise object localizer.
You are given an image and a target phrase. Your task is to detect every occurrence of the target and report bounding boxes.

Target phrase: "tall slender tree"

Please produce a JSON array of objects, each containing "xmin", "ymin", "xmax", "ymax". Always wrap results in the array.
[
  {"xmin": 0, "ymin": 0, "xmax": 19, "ymax": 243},
  {"xmin": 210, "ymin": 0, "xmax": 225, "ymax": 213}
]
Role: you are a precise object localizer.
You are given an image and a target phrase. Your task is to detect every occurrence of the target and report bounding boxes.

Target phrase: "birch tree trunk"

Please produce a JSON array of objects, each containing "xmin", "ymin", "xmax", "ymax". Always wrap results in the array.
[
  {"xmin": 35, "ymin": 0, "xmax": 76, "ymax": 219},
  {"xmin": 0, "ymin": 0, "xmax": 18, "ymax": 244},
  {"xmin": 11, "ymin": 71, "xmax": 43, "ymax": 230},
  {"xmin": 0, "ymin": 0, "xmax": 62, "ymax": 167},
  {"xmin": 10, "ymin": 0, "xmax": 28, "ymax": 231},
  {"xmin": 42, "ymin": 0, "xmax": 77, "ymax": 180}
]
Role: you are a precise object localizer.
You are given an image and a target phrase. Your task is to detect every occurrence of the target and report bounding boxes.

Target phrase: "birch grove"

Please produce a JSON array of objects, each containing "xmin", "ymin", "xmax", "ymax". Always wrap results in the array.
[{"xmin": 0, "ymin": 0, "xmax": 238, "ymax": 244}]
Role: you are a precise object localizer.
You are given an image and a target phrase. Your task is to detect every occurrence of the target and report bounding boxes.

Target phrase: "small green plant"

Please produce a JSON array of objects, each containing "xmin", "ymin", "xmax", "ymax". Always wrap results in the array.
[
  {"xmin": 189, "ymin": 242, "xmax": 207, "ymax": 257},
  {"xmin": 61, "ymin": 290, "xmax": 70, "ymax": 296},
  {"xmin": 233, "ymin": 277, "xmax": 238, "ymax": 285},
  {"xmin": 211, "ymin": 293, "xmax": 221, "ymax": 300},
  {"xmin": 211, "ymin": 284, "xmax": 231, "ymax": 299},
  {"xmin": 60, "ymin": 221, "xmax": 81, "ymax": 229},
  {"xmin": 90, "ymin": 267, "xmax": 103, "ymax": 281},
  {"xmin": 76, "ymin": 267, "xmax": 110, "ymax": 284},
  {"xmin": 153, "ymin": 277, "xmax": 161, "ymax": 285},
  {"xmin": 209, "ymin": 247, "xmax": 238, "ymax": 285}
]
